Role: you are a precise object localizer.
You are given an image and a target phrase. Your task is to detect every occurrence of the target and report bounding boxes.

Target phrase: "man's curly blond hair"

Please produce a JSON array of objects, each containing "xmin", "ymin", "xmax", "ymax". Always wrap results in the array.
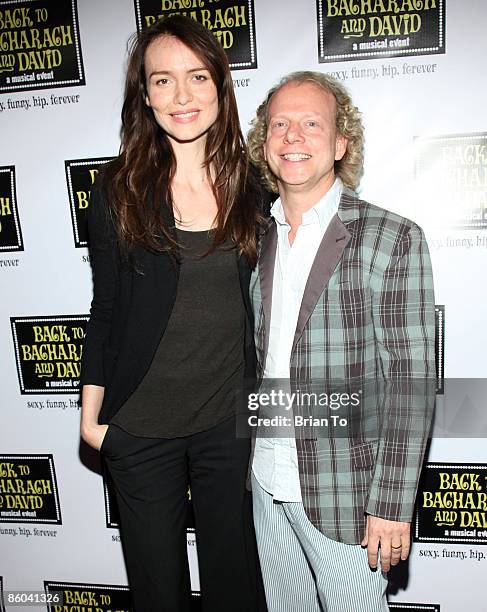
[{"xmin": 247, "ymin": 71, "xmax": 364, "ymax": 193}]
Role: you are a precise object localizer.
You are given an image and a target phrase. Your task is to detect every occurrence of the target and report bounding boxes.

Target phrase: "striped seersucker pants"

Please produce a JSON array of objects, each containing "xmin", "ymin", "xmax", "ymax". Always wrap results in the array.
[{"xmin": 251, "ymin": 472, "xmax": 389, "ymax": 612}]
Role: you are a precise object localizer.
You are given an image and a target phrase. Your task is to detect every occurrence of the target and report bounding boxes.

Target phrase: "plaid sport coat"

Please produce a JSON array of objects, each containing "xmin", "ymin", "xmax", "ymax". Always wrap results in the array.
[{"xmin": 249, "ymin": 187, "xmax": 436, "ymax": 545}]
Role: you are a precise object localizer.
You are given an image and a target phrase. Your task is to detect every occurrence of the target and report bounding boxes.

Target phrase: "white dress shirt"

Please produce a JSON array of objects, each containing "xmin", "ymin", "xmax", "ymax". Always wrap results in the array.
[{"xmin": 252, "ymin": 178, "xmax": 343, "ymax": 502}]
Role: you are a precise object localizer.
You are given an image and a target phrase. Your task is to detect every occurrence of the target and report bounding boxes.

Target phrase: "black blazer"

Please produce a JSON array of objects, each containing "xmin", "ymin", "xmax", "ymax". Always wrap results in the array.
[{"xmin": 81, "ymin": 175, "xmax": 258, "ymax": 425}]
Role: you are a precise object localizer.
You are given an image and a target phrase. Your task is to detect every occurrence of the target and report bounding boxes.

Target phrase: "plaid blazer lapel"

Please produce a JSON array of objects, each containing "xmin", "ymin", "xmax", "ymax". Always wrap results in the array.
[{"xmin": 292, "ymin": 203, "xmax": 353, "ymax": 354}]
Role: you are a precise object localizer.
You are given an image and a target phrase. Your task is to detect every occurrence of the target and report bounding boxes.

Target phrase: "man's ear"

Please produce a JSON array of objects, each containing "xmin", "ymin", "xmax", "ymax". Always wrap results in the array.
[
  {"xmin": 263, "ymin": 142, "xmax": 267, "ymax": 162},
  {"xmin": 335, "ymin": 133, "xmax": 348, "ymax": 161}
]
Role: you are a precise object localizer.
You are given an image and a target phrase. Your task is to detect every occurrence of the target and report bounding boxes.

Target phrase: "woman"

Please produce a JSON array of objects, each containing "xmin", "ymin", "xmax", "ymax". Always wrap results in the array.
[{"xmin": 80, "ymin": 15, "xmax": 265, "ymax": 612}]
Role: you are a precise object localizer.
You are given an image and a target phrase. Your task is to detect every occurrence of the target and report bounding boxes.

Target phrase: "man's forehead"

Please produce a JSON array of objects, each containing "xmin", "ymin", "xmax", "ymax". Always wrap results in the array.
[{"xmin": 267, "ymin": 81, "xmax": 336, "ymax": 117}]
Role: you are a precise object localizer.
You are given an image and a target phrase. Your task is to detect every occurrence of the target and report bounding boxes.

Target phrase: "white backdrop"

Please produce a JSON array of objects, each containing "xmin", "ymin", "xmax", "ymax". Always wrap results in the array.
[{"xmin": 1, "ymin": 1, "xmax": 486, "ymax": 610}]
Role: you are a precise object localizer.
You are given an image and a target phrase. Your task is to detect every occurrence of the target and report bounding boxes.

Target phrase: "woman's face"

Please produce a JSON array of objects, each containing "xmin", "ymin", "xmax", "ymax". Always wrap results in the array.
[{"xmin": 144, "ymin": 35, "xmax": 219, "ymax": 145}]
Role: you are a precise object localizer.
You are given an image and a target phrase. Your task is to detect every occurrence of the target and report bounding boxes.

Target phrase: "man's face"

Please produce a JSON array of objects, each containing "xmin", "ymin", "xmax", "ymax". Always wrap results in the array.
[{"xmin": 264, "ymin": 81, "xmax": 347, "ymax": 196}]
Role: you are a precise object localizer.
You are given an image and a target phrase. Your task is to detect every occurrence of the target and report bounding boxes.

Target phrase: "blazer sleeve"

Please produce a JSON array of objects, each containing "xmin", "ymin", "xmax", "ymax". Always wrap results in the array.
[
  {"xmin": 366, "ymin": 222, "xmax": 436, "ymax": 523},
  {"xmin": 80, "ymin": 175, "xmax": 119, "ymax": 387}
]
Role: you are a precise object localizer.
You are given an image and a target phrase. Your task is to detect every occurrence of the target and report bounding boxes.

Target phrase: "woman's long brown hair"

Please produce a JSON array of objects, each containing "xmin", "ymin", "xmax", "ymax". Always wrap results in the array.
[{"xmin": 103, "ymin": 15, "xmax": 260, "ymax": 266}]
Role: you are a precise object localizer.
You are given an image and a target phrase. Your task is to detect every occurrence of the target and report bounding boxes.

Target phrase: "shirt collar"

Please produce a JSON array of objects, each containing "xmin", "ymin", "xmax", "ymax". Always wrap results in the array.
[{"xmin": 270, "ymin": 177, "xmax": 343, "ymax": 232}]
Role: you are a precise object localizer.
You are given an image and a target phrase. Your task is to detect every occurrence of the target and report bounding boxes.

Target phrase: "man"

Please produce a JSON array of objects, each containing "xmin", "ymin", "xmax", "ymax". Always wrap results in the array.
[{"xmin": 246, "ymin": 72, "xmax": 436, "ymax": 611}]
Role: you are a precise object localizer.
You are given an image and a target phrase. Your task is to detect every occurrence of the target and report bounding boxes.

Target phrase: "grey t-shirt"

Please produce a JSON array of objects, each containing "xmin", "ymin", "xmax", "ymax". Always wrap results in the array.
[{"xmin": 110, "ymin": 228, "xmax": 245, "ymax": 438}]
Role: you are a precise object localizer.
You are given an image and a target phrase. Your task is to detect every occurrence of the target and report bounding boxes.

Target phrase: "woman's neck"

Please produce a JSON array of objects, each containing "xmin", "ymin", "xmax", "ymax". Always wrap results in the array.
[{"xmin": 171, "ymin": 137, "xmax": 210, "ymax": 190}]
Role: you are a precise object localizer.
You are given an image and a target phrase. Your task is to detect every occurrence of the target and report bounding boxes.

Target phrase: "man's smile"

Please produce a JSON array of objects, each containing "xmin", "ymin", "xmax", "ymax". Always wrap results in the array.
[{"xmin": 280, "ymin": 153, "xmax": 312, "ymax": 161}]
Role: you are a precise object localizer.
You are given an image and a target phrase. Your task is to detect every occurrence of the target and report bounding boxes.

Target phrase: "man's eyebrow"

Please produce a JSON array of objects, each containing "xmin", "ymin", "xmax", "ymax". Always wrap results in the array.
[
  {"xmin": 268, "ymin": 111, "xmax": 322, "ymax": 118},
  {"xmin": 148, "ymin": 67, "xmax": 209, "ymax": 78}
]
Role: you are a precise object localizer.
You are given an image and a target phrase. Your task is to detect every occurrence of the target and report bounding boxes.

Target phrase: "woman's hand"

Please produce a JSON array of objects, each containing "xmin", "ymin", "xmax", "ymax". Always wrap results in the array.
[
  {"xmin": 80, "ymin": 422, "xmax": 110, "ymax": 452},
  {"xmin": 80, "ymin": 384, "xmax": 107, "ymax": 451}
]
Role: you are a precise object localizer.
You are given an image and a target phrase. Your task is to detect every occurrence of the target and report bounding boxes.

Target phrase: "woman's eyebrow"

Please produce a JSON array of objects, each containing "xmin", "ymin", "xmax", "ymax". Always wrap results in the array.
[{"xmin": 148, "ymin": 66, "xmax": 208, "ymax": 78}]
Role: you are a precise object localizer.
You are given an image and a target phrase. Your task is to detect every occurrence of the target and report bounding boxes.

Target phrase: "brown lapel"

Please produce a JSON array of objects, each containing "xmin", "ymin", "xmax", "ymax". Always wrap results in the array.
[
  {"xmin": 292, "ymin": 213, "xmax": 351, "ymax": 353},
  {"xmin": 258, "ymin": 221, "xmax": 278, "ymax": 364}
]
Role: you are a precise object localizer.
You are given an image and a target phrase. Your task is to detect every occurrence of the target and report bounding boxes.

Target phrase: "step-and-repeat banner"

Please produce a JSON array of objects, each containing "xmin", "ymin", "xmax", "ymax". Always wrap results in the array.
[{"xmin": 1, "ymin": 1, "xmax": 486, "ymax": 610}]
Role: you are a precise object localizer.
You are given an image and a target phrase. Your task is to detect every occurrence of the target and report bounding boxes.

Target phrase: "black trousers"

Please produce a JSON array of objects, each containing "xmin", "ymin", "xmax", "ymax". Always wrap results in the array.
[{"xmin": 102, "ymin": 416, "xmax": 266, "ymax": 612}]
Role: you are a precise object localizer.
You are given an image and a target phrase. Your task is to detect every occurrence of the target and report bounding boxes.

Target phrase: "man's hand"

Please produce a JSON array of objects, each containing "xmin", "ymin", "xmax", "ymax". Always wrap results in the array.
[{"xmin": 361, "ymin": 515, "xmax": 411, "ymax": 572}]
